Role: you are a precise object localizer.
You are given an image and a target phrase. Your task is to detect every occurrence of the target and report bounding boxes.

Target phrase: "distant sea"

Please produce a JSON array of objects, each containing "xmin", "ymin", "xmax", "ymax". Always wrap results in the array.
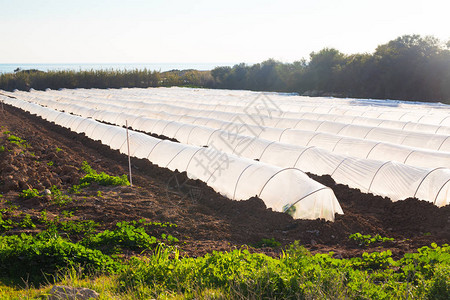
[{"xmin": 0, "ymin": 62, "xmax": 234, "ymax": 74}]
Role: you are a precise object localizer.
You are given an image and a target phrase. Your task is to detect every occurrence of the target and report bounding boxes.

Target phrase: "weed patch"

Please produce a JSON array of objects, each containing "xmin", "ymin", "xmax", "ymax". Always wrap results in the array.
[
  {"xmin": 79, "ymin": 161, "xmax": 129, "ymax": 187},
  {"xmin": 349, "ymin": 233, "xmax": 394, "ymax": 247},
  {"xmin": 7, "ymin": 134, "xmax": 29, "ymax": 148}
]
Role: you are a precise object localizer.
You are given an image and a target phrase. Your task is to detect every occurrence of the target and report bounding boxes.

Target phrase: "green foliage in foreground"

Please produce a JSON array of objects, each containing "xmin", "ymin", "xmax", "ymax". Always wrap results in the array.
[
  {"xmin": 0, "ymin": 218, "xmax": 180, "ymax": 285},
  {"xmin": 120, "ymin": 242, "xmax": 450, "ymax": 299},
  {"xmin": 0, "ymin": 208, "xmax": 448, "ymax": 299},
  {"xmin": 0, "ymin": 232, "xmax": 118, "ymax": 283},
  {"xmin": 1, "ymin": 230, "xmax": 448, "ymax": 299}
]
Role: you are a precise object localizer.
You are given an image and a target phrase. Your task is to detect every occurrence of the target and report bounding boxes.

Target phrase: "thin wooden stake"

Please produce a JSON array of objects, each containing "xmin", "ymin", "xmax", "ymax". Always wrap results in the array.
[{"xmin": 126, "ymin": 120, "xmax": 133, "ymax": 187}]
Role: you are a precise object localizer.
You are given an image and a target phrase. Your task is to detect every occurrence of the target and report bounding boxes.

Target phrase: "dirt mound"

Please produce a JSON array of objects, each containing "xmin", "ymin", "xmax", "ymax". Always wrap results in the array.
[{"xmin": 0, "ymin": 103, "xmax": 448, "ymax": 258}]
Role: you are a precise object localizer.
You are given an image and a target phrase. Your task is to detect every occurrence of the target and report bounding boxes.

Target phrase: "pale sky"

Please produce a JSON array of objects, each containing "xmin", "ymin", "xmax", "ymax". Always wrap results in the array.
[{"xmin": 0, "ymin": 0, "xmax": 449, "ymax": 64}]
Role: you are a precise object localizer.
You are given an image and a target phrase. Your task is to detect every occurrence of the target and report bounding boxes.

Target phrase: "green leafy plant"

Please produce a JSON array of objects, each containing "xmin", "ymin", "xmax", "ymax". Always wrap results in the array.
[
  {"xmin": 282, "ymin": 204, "xmax": 297, "ymax": 216},
  {"xmin": 61, "ymin": 210, "xmax": 74, "ymax": 218},
  {"xmin": 49, "ymin": 219, "xmax": 99, "ymax": 239},
  {"xmin": 47, "ymin": 161, "xmax": 54, "ymax": 166},
  {"xmin": 50, "ymin": 185, "xmax": 72, "ymax": 206},
  {"xmin": 7, "ymin": 135, "xmax": 29, "ymax": 148},
  {"xmin": 350, "ymin": 250, "xmax": 395, "ymax": 270},
  {"xmin": 252, "ymin": 237, "xmax": 282, "ymax": 248},
  {"xmin": 83, "ymin": 221, "xmax": 178, "ymax": 254},
  {"xmin": 0, "ymin": 232, "xmax": 118, "ymax": 284},
  {"xmin": 398, "ymin": 243, "xmax": 450, "ymax": 282},
  {"xmin": 0, "ymin": 205, "xmax": 18, "ymax": 213},
  {"xmin": 39, "ymin": 210, "xmax": 48, "ymax": 223},
  {"xmin": 39, "ymin": 213, "xmax": 99, "ymax": 240},
  {"xmin": 137, "ymin": 219, "xmax": 177, "ymax": 228},
  {"xmin": 0, "ymin": 215, "xmax": 14, "ymax": 232},
  {"xmin": 349, "ymin": 233, "xmax": 394, "ymax": 247},
  {"xmin": 19, "ymin": 214, "xmax": 36, "ymax": 229},
  {"xmin": 1, "ymin": 213, "xmax": 36, "ymax": 232},
  {"xmin": 78, "ymin": 161, "xmax": 130, "ymax": 187},
  {"xmin": 19, "ymin": 188, "xmax": 40, "ymax": 199},
  {"xmin": 69, "ymin": 182, "xmax": 89, "ymax": 194}
]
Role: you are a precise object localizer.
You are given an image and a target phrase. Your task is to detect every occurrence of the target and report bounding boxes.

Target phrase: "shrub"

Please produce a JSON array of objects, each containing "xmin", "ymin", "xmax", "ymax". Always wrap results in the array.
[{"xmin": 0, "ymin": 233, "xmax": 118, "ymax": 284}]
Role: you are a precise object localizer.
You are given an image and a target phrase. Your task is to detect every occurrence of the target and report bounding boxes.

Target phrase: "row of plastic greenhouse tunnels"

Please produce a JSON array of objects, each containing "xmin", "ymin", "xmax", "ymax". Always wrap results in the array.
[{"xmin": 1, "ymin": 87, "xmax": 450, "ymax": 221}]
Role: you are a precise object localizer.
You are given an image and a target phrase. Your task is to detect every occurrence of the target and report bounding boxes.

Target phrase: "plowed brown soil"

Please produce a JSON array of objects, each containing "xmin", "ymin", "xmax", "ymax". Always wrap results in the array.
[{"xmin": 0, "ymin": 103, "xmax": 449, "ymax": 258}]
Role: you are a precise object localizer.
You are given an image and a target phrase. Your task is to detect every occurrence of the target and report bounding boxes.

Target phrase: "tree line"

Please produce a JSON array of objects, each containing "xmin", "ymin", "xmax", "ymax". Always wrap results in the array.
[
  {"xmin": 0, "ymin": 68, "xmax": 212, "ymax": 91},
  {"xmin": 210, "ymin": 35, "xmax": 450, "ymax": 103},
  {"xmin": 1, "ymin": 34, "xmax": 449, "ymax": 103}
]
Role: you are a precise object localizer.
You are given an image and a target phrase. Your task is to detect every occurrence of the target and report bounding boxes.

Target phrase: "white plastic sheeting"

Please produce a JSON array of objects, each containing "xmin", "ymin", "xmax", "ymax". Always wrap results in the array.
[
  {"xmin": 2, "ymin": 87, "xmax": 450, "ymax": 207},
  {"xmin": 14, "ymin": 89, "xmax": 450, "ymax": 153},
  {"xmin": 11, "ymin": 87, "xmax": 450, "ymax": 130},
  {"xmin": 1, "ymin": 95, "xmax": 343, "ymax": 221},
  {"xmin": 77, "ymin": 114, "xmax": 450, "ymax": 206},
  {"xmin": 15, "ymin": 94, "xmax": 450, "ymax": 171}
]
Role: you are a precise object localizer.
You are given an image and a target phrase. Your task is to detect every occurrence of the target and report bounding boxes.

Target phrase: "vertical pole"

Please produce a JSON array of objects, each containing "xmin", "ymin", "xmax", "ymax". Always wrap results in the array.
[{"xmin": 126, "ymin": 120, "xmax": 133, "ymax": 187}]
